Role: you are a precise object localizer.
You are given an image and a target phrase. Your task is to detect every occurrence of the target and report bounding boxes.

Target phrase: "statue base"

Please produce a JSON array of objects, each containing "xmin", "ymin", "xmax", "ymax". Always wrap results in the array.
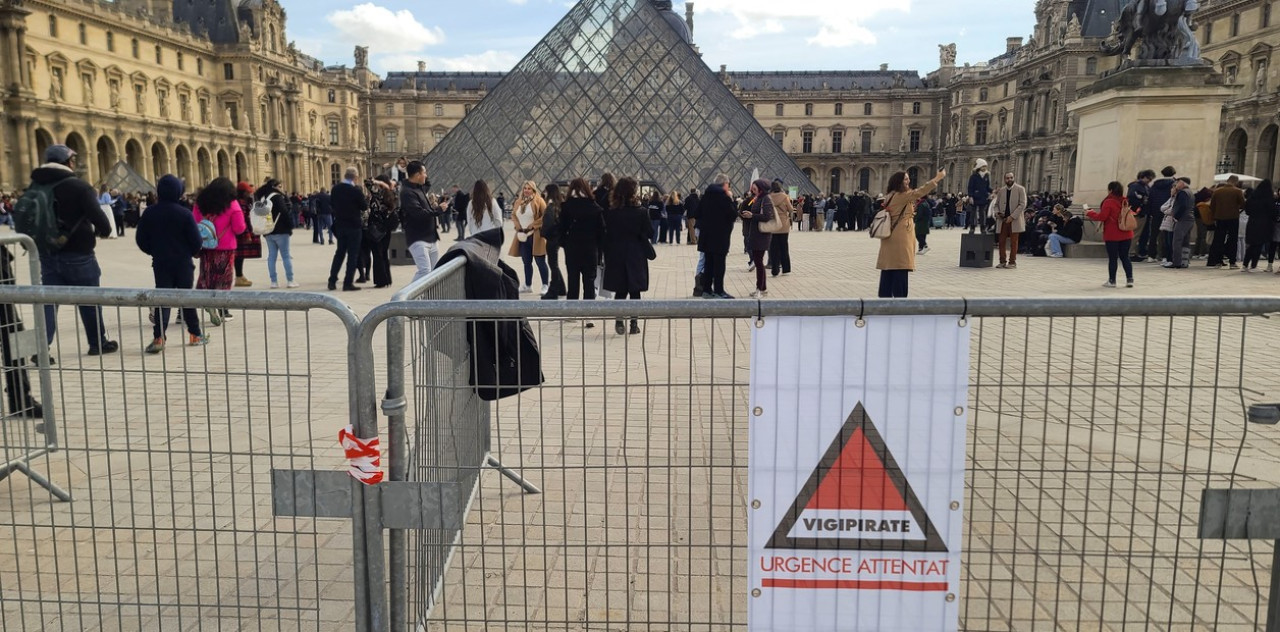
[
  {"xmin": 959, "ymin": 234, "xmax": 996, "ymax": 269},
  {"xmin": 1068, "ymin": 64, "xmax": 1233, "ymax": 207}
]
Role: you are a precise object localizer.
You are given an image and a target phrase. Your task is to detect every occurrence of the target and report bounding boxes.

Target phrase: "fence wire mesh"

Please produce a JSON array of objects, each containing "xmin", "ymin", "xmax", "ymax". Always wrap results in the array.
[
  {"xmin": 0, "ymin": 287, "xmax": 360, "ymax": 631},
  {"xmin": 381, "ymin": 269, "xmax": 1279, "ymax": 631}
]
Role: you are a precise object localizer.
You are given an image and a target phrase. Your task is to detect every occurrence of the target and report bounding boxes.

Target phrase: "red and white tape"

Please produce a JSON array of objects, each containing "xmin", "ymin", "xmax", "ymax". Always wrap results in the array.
[{"xmin": 338, "ymin": 425, "xmax": 384, "ymax": 485}]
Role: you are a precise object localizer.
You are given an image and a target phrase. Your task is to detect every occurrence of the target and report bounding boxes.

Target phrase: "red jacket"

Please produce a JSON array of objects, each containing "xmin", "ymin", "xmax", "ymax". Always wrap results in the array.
[{"xmin": 1087, "ymin": 193, "xmax": 1133, "ymax": 242}]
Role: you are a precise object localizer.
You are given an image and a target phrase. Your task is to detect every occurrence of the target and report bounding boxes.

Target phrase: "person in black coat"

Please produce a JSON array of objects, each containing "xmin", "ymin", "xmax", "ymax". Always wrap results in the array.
[
  {"xmin": 684, "ymin": 189, "xmax": 700, "ymax": 245},
  {"xmin": 328, "ymin": 168, "xmax": 368, "ymax": 291},
  {"xmin": 134, "ymin": 174, "xmax": 206, "ymax": 352},
  {"xmin": 594, "ymin": 173, "xmax": 615, "ymax": 213},
  {"xmin": 312, "ymin": 189, "xmax": 333, "ymax": 244},
  {"xmin": 1244, "ymin": 179, "xmax": 1277, "ymax": 271},
  {"xmin": 452, "ymin": 186, "xmax": 470, "ymax": 240},
  {"xmin": 696, "ymin": 175, "xmax": 738, "ymax": 299},
  {"xmin": 602, "ymin": 177, "xmax": 652, "ymax": 335},
  {"xmin": 559, "ymin": 178, "xmax": 606, "ymax": 306}
]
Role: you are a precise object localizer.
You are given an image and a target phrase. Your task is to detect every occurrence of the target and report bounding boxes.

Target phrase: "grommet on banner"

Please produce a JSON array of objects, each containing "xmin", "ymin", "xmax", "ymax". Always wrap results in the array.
[
  {"xmin": 751, "ymin": 589, "xmax": 762, "ymax": 598},
  {"xmin": 338, "ymin": 425, "xmax": 384, "ymax": 485},
  {"xmin": 946, "ymin": 593, "xmax": 956, "ymax": 603}
]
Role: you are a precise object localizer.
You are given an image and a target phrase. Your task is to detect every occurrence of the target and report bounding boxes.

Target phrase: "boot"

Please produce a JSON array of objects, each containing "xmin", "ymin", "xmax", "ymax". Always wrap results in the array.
[
  {"xmin": 615, "ymin": 320, "xmax": 626, "ymax": 336},
  {"xmin": 629, "ymin": 320, "xmax": 641, "ymax": 335},
  {"xmin": 235, "ymin": 276, "xmax": 253, "ymax": 288},
  {"xmin": 692, "ymin": 273, "xmax": 704, "ymax": 297}
]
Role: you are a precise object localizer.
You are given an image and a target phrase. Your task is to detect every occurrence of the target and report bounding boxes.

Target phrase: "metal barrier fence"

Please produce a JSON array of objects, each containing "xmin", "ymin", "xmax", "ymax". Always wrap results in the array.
[
  {"xmin": 0, "ymin": 235, "xmax": 59, "ymax": 501},
  {"xmin": 367, "ymin": 276, "xmax": 1280, "ymax": 630},
  {"xmin": 0, "ymin": 284, "xmax": 367, "ymax": 631}
]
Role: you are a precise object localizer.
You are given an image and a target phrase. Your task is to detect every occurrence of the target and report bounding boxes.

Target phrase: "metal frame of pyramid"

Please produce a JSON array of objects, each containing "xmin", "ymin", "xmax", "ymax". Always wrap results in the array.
[
  {"xmin": 97, "ymin": 161, "xmax": 156, "ymax": 195},
  {"xmin": 424, "ymin": 0, "xmax": 819, "ymax": 197}
]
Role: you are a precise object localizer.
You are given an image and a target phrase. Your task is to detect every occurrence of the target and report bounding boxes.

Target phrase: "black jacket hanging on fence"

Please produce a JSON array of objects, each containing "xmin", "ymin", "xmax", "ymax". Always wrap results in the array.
[{"xmin": 437, "ymin": 228, "xmax": 544, "ymax": 401}]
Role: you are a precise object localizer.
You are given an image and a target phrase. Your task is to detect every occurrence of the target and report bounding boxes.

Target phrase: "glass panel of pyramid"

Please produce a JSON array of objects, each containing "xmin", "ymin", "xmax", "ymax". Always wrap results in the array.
[{"xmin": 424, "ymin": 0, "xmax": 819, "ymax": 197}]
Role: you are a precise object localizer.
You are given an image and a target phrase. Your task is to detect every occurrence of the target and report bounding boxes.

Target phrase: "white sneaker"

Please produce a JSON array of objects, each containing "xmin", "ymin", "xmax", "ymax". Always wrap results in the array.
[
  {"xmin": 269, "ymin": 282, "xmax": 279, "ymax": 289},
  {"xmin": 287, "ymin": 281, "xmax": 300, "ymax": 289},
  {"xmin": 920, "ymin": 247, "xmax": 930, "ymax": 255},
  {"xmin": 1048, "ymin": 253, "xmax": 1064, "ymax": 258},
  {"xmin": 519, "ymin": 285, "xmax": 532, "ymax": 294},
  {"xmin": 1102, "ymin": 281, "xmax": 1116, "ymax": 288}
]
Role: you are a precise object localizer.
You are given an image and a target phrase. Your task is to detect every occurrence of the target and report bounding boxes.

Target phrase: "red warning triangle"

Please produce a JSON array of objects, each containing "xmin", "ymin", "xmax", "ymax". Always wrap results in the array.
[{"xmin": 766, "ymin": 403, "xmax": 948, "ymax": 552}]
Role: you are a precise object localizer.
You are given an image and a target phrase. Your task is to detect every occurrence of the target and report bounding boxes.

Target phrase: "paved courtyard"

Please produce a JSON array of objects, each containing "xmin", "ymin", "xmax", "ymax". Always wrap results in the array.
[{"xmin": 3, "ymin": 223, "xmax": 1280, "ymax": 631}]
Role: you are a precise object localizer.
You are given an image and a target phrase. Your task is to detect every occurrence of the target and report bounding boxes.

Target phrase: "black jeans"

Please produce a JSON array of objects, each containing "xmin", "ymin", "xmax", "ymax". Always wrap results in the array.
[
  {"xmin": 151, "ymin": 262, "xmax": 202, "ymax": 340},
  {"xmin": 40, "ymin": 253, "xmax": 109, "ymax": 350},
  {"xmin": 768, "ymin": 234, "xmax": 791, "ymax": 275},
  {"xmin": 329, "ymin": 225, "xmax": 364, "ymax": 287},
  {"xmin": 751, "ymin": 250, "xmax": 767, "ymax": 291},
  {"xmin": 564, "ymin": 247, "xmax": 597, "ymax": 300},
  {"xmin": 704, "ymin": 253, "xmax": 727, "ymax": 294},
  {"xmin": 544, "ymin": 240, "xmax": 566, "ymax": 297},
  {"xmin": 878, "ymin": 270, "xmax": 909, "ymax": 298},
  {"xmin": 1244, "ymin": 243, "xmax": 1266, "ymax": 269},
  {"xmin": 1106, "ymin": 240, "xmax": 1134, "ymax": 283},
  {"xmin": 1209, "ymin": 219, "xmax": 1240, "ymax": 266}
]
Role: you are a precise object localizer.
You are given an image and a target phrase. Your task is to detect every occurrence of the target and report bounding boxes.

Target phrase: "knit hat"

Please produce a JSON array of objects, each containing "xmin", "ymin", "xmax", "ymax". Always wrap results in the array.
[
  {"xmin": 44, "ymin": 144, "xmax": 76, "ymax": 165},
  {"xmin": 974, "ymin": 159, "xmax": 989, "ymax": 171}
]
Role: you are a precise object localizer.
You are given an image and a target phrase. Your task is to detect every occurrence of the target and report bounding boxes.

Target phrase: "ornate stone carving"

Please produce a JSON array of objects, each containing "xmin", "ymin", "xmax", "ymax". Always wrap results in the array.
[{"xmin": 939, "ymin": 43, "xmax": 957, "ymax": 67}]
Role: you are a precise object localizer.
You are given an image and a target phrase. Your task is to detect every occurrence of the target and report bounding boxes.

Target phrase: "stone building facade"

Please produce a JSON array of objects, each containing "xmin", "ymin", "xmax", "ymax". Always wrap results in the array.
[
  {"xmin": 0, "ymin": 0, "xmax": 373, "ymax": 193},
  {"xmin": 2, "ymin": 0, "xmax": 1276, "ymax": 196}
]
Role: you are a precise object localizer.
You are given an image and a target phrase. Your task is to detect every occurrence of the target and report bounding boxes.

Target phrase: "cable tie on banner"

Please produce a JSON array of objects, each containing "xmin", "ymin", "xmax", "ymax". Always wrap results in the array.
[
  {"xmin": 338, "ymin": 425, "xmax": 384, "ymax": 485},
  {"xmin": 855, "ymin": 299, "xmax": 866, "ymax": 328},
  {"xmin": 959, "ymin": 299, "xmax": 970, "ymax": 328}
]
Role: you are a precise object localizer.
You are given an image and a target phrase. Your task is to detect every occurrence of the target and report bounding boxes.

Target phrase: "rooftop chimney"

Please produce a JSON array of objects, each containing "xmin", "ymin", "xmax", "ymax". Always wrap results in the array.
[
  {"xmin": 417, "ymin": 61, "xmax": 426, "ymax": 72},
  {"xmin": 879, "ymin": 63, "xmax": 889, "ymax": 72},
  {"xmin": 1007, "ymin": 37, "xmax": 1023, "ymax": 53},
  {"xmin": 685, "ymin": 2, "xmax": 695, "ymax": 39}
]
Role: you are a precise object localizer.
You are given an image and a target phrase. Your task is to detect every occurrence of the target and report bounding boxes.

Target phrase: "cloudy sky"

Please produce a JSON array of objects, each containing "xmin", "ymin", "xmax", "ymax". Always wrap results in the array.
[{"xmin": 281, "ymin": 0, "xmax": 1038, "ymax": 75}]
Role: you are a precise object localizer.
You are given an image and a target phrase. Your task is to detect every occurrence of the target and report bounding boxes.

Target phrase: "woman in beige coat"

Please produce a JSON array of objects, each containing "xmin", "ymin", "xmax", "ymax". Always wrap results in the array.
[
  {"xmin": 508, "ymin": 180, "xmax": 549, "ymax": 293},
  {"xmin": 876, "ymin": 169, "xmax": 947, "ymax": 297}
]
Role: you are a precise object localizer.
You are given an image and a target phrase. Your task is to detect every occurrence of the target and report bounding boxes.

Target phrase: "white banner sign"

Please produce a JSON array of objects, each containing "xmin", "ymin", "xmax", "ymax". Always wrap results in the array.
[{"xmin": 748, "ymin": 316, "xmax": 970, "ymax": 632}]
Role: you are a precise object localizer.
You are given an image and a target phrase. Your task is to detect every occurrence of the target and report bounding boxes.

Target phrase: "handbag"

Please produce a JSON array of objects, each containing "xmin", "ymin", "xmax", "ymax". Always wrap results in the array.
[
  {"xmin": 516, "ymin": 230, "xmax": 530, "ymax": 243},
  {"xmin": 1117, "ymin": 205, "xmax": 1137, "ymax": 232},
  {"xmin": 759, "ymin": 202, "xmax": 785, "ymax": 234},
  {"xmin": 869, "ymin": 195, "xmax": 903, "ymax": 240}
]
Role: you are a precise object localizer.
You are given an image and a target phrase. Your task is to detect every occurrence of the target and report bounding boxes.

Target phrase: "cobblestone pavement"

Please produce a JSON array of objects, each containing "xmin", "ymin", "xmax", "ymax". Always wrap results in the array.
[{"xmin": 3, "ymin": 225, "xmax": 1279, "ymax": 631}]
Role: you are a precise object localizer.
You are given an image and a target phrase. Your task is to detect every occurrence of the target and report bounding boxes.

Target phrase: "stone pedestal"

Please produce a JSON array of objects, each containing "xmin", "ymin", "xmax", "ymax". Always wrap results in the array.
[
  {"xmin": 388, "ymin": 230, "xmax": 415, "ymax": 266},
  {"xmin": 959, "ymin": 233, "xmax": 996, "ymax": 268},
  {"xmin": 1068, "ymin": 65, "xmax": 1233, "ymax": 207}
]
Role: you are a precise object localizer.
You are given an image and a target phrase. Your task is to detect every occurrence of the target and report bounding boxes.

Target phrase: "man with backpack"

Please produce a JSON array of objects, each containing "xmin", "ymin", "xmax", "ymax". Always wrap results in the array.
[{"xmin": 16, "ymin": 145, "xmax": 118, "ymax": 355}]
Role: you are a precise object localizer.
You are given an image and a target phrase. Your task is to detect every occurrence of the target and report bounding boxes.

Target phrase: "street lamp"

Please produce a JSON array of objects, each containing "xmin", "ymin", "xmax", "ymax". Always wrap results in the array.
[{"xmin": 1216, "ymin": 154, "xmax": 1233, "ymax": 173}]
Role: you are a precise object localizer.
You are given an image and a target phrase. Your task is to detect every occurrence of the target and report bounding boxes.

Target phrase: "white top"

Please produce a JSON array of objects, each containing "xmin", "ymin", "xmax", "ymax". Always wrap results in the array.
[
  {"xmin": 515, "ymin": 203, "xmax": 535, "ymax": 232},
  {"xmin": 467, "ymin": 200, "xmax": 502, "ymax": 236}
]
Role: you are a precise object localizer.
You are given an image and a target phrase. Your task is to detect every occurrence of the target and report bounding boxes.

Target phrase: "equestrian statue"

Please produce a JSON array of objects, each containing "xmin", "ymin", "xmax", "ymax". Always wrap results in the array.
[{"xmin": 1100, "ymin": 0, "xmax": 1203, "ymax": 63}]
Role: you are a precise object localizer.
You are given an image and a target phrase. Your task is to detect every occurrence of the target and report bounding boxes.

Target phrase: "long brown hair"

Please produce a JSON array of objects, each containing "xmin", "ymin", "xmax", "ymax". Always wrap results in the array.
[
  {"xmin": 471, "ymin": 179, "xmax": 495, "ymax": 224},
  {"xmin": 599, "ymin": 172, "xmax": 616, "ymax": 192},
  {"xmin": 611, "ymin": 177, "xmax": 639, "ymax": 209},
  {"xmin": 568, "ymin": 177, "xmax": 593, "ymax": 199}
]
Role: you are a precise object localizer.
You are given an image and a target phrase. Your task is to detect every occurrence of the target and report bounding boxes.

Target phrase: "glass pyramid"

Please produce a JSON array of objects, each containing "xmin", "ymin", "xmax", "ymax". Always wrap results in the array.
[{"xmin": 424, "ymin": 0, "xmax": 819, "ymax": 197}]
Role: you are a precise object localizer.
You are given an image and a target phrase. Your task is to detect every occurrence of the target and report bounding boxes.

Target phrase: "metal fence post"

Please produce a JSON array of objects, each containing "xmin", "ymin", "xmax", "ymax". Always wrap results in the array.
[
  {"xmin": 385, "ymin": 312, "xmax": 409, "ymax": 631},
  {"xmin": 351, "ymin": 323, "xmax": 388, "ymax": 631}
]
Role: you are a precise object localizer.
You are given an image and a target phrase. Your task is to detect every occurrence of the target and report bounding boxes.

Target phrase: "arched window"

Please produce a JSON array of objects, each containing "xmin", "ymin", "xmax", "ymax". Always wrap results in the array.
[
  {"xmin": 49, "ymin": 15, "xmax": 58, "ymax": 37},
  {"xmin": 747, "ymin": 103, "xmax": 755, "ymax": 115},
  {"xmin": 775, "ymin": 103, "xmax": 784, "ymax": 116}
]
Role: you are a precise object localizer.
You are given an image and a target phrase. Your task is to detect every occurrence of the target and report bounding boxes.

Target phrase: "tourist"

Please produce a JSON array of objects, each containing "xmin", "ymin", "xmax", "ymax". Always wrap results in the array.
[
  {"xmin": 312, "ymin": 187, "xmax": 333, "ymax": 244},
  {"xmin": 193, "ymin": 177, "xmax": 247, "ymax": 325},
  {"xmin": 594, "ymin": 173, "xmax": 615, "ymax": 212},
  {"xmin": 400, "ymin": 161, "xmax": 442, "ymax": 282},
  {"xmin": 803, "ymin": 194, "xmax": 817, "ymax": 232},
  {"xmin": 666, "ymin": 191, "xmax": 685, "ymax": 245},
  {"xmin": 602, "ymin": 177, "xmax": 651, "ymax": 335},
  {"xmin": 1268, "ymin": 185, "xmax": 1280, "ymax": 274},
  {"xmin": 541, "ymin": 183, "xmax": 567, "ymax": 299},
  {"xmin": 914, "ymin": 196, "xmax": 932, "ymax": 255},
  {"xmin": 1193, "ymin": 187, "xmax": 1214, "ymax": 260},
  {"xmin": 684, "ymin": 187, "xmax": 700, "ymax": 245},
  {"xmin": 327, "ymin": 167, "xmax": 367, "ymax": 292},
  {"xmin": 1141, "ymin": 166, "xmax": 1177, "ymax": 263},
  {"xmin": 646, "ymin": 190, "xmax": 666, "ymax": 245},
  {"xmin": 992, "ymin": 172, "xmax": 1028, "ymax": 269},
  {"xmin": 359, "ymin": 175, "xmax": 397, "ymax": 288},
  {"xmin": 1086, "ymin": 181, "xmax": 1135, "ymax": 288},
  {"xmin": 740, "ymin": 178, "xmax": 775, "ymax": 298},
  {"xmin": 134, "ymin": 174, "xmax": 207, "ymax": 352},
  {"xmin": 509, "ymin": 180, "xmax": 549, "ymax": 294},
  {"xmin": 1243, "ymin": 179, "xmax": 1276, "ymax": 272},
  {"xmin": 233, "ymin": 182, "xmax": 259, "ymax": 288},
  {"xmin": 877, "ymin": 169, "xmax": 946, "ymax": 298},
  {"xmin": 834, "ymin": 193, "xmax": 850, "ymax": 231},
  {"xmin": 452, "ymin": 184, "xmax": 470, "ymax": 239},
  {"xmin": 467, "ymin": 180, "xmax": 502, "ymax": 236},
  {"xmin": 1165, "ymin": 177, "xmax": 1195, "ymax": 269},
  {"xmin": 1046, "ymin": 207, "xmax": 1084, "ymax": 258},
  {"xmin": 967, "ymin": 159, "xmax": 991, "ymax": 234},
  {"xmin": 28, "ymin": 145, "xmax": 119, "ymax": 355},
  {"xmin": 1127, "ymin": 170, "xmax": 1154, "ymax": 260},
  {"xmin": 559, "ymin": 178, "xmax": 605, "ymax": 311},
  {"xmin": 255, "ymin": 178, "xmax": 297, "ymax": 288},
  {"xmin": 767, "ymin": 180, "xmax": 793, "ymax": 277},
  {"xmin": 696, "ymin": 174, "xmax": 736, "ymax": 299},
  {"xmin": 1209, "ymin": 175, "xmax": 1246, "ymax": 269}
]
